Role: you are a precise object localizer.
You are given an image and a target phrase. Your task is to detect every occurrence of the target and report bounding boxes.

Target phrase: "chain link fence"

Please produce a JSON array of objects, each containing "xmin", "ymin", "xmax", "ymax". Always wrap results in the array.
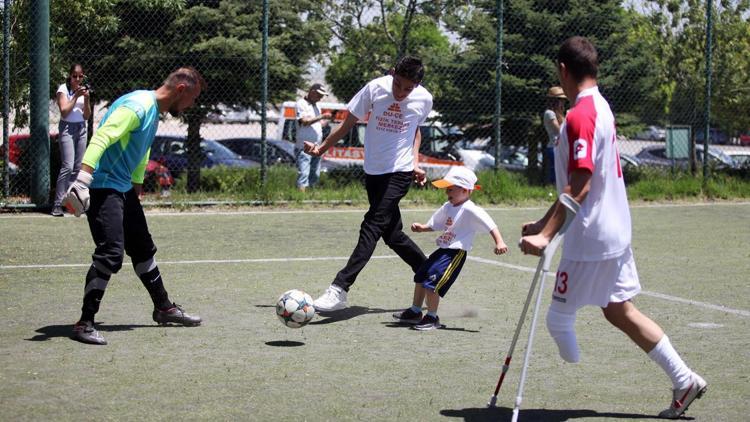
[{"xmin": 2, "ymin": 1, "xmax": 749, "ymax": 208}]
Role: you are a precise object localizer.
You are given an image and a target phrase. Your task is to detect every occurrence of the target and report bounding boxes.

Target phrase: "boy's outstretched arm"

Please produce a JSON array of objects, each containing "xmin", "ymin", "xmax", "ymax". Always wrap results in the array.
[{"xmin": 490, "ymin": 228, "xmax": 509, "ymax": 255}]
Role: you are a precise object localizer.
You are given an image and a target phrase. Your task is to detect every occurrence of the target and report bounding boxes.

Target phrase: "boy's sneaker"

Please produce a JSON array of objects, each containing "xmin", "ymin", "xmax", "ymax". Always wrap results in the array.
[
  {"xmin": 153, "ymin": 303, "xmax": 202, "ymax": 326},
  {"xmin": 313, "ymin": 285, "xmax": 347, "ymax": 312},
  {"xmin": 413, "ymin": 314, "xmax": 441, "ymax": 331},
  {"xmin": 392, "ymin": 308, "xmax": 423, "ymax": 324},
  {"xmin": 51, "ymin": 206, "xmax": 64, "ymax": 217},
  {"xmin": 658, "ymin": 372, "xmax": 707, "ymax": 419},
  {"xmin": 72, "ymin": 320, "xmax": 107, "ymax": 345}
]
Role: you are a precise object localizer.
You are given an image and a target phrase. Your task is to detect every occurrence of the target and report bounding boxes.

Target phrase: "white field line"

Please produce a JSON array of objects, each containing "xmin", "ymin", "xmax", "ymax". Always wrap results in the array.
[
  {"xmin": 2, "ymin": 254, "xmax": 748, "ymax": 318},
  {"xmin": 0, "ymin": 255, "xmax": 395, "ymax": 270},
  {"xmin": 1, "ymin": 200, "xmax": 749, "ymax": 219},
  {"xmin": 467, "ymin": 256, "xmax": 750, "ymax": 318}
]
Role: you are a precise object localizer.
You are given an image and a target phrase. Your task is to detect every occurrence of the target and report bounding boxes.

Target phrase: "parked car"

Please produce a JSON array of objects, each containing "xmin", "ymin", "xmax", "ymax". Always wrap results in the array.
[
  {"xmin": 738, "ymin": 133, "xmax": 750, "ymax": 147},
  {"xmin": 499, "ymin": 146, "xmax": 535, "ymax": 172},
  {"xmin": 216, "ymin": 137, "xmax": 352, "ymax": 175},
  {"xmin": 2, "ymin": 133, "xmax": 169, "ymax": 194},
  {"xmin": 2, "ymin": 133, "xmax": 61, "ymax": 166},
  {"xmin": 1, "ymin": 133, "xmax": 60, "ymax": 197},
  {"xmin": 635, "ymin": 144, "xmax": 735, "ymax": 169},
  {"xmin": 204, "ymin": 104, "xmax": 252, "ymax": 124},
  {"xmin": 727, "ymin": 150, "xmax": 750, "ymax": 168},
  {"xmin": 143, "ymin": 160, "xmax": 174, "ymax": 194},
  {"xmin": 694, "ymin": 128, "xmax": 729, "ymax": 145},
  {"xmin": 150, "ymin": 135, "xmax": 258, "ymax": 176},
  {"xmin": 635, "ymin": 125, "xmax": 666, "ymax": 142},
  {"xmin": 619, "ymin": 153, "xmax": 641, "ymax": 170},
  {"xmin": 216, "ymin": 137, "xmax": 296, "ymax": 166}
]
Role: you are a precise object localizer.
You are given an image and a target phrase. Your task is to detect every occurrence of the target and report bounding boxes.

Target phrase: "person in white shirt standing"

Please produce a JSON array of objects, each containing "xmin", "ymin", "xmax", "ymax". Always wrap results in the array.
[
  {"xmin": 52, "ymin": 63, "xmax": 91, "ymax": 216},
  {"xmin": 542, "ymin": 86, "xmax": 567, "ymax": 184},
  {"xmin": 304, "ymin": 56, "xmax": 431, "ymax": 311},
  {"xmin": 519, "ymin": 36, "xmax": 706, "ymax": 419},
  {"xmin": 294, "ymin": 83, "xmax": 332, "ymax": 191},
  {"xmin": 392, "ymin": 166, "xmax": 508, "ymax": 331}
]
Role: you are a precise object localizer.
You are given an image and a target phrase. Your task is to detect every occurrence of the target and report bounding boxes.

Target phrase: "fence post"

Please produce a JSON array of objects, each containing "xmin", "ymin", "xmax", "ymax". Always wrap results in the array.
[
  {"xmin": 493, "ymin": 0, "xmax": 504, "ymax": 172},
  {"xmin": 30, "ymin": 0, "xmax": 50, "ymax": 208},
  {"xmin": 3, "ymin": 0, "xmax": 10, "ymax": 198},
  {"xmin": 702, "ymin": 0, "xmax": 713, "ymax": 186},
  {"xmin": 260, "ymin": 0, "xmax": 269, "ymax": 187}
]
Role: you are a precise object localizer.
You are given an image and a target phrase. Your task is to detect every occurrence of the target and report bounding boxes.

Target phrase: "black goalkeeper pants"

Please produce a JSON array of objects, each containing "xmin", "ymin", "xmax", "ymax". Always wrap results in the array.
[
  {"xmin": 79, "ymin": 188, "xmax": 165, "ymax": 322},
  {"xmin": 86, "ymin": 188, "xmax": 157, "ymax": 272}
]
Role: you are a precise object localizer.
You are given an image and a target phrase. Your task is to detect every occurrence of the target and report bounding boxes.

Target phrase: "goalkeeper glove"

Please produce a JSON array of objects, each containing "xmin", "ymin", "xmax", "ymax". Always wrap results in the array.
[{"xmin": 62, "ymin": 171, "xmax": 93, "ymax": 217}]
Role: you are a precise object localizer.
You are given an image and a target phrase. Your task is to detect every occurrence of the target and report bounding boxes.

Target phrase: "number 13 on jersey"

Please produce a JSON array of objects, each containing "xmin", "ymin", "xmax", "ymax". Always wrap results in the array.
[{"xmin": 554, "ymin": 271, "xmax": 568, "ymax": 295}]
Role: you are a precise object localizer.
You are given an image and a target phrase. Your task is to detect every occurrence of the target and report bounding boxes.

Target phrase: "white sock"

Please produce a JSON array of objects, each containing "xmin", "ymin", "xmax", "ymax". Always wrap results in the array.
[
  {"xmin": 409, "ymin": 305, "xmax": 421, "ymax": 313},
  {"xmin": 647, "ymin": 335, "xmax": 693, "ymax": 389}
]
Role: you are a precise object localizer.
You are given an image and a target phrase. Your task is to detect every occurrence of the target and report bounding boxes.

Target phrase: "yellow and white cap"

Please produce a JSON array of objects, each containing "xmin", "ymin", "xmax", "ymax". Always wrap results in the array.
[{"xmin": 431, "ymin": 166, "xmax": 481, "ymax": 190}]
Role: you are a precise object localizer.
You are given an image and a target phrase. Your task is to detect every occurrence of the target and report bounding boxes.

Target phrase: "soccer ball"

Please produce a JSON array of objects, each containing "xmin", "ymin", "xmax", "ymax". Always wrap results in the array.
[{"xmin": 276, "ymin": 289, "xmax": 315, "ymax": 328}]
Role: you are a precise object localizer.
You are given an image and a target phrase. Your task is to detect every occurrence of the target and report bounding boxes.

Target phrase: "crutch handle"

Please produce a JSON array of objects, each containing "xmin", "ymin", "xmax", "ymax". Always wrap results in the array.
[{"xmin": 542, "ymin": 193, "xmax": 580, "ymax": 271}]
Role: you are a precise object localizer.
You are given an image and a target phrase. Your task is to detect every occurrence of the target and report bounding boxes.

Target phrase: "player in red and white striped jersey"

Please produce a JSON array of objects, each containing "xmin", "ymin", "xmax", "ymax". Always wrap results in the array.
[{"xmin": 519, "ymin": 36, "xmax": 706, "ymax": 419}]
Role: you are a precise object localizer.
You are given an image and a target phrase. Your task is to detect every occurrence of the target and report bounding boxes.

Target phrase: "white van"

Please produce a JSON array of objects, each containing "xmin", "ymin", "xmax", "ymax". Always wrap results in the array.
[{"xmin": 277, "ymin": 101, "xmax": 466, "ymax": 179}]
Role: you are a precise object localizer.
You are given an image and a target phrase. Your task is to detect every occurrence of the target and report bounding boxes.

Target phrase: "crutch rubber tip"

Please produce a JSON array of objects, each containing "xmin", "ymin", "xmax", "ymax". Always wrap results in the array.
[{"xmin": 487, "ymin": 396, "xmax": 497, "ymax": 407}]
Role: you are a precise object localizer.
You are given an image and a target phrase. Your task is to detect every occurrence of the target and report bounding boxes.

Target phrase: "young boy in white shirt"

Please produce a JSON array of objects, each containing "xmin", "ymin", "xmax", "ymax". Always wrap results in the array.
[{"xmin": 393, "ymin": 166, "xmax": 509, "ymax": 330}]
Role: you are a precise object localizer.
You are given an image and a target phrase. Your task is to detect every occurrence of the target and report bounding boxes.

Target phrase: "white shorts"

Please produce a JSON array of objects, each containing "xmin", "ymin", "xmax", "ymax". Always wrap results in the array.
[{"xmin": 549, "ymin": 247, "xmax": 641, "ymax": 313}]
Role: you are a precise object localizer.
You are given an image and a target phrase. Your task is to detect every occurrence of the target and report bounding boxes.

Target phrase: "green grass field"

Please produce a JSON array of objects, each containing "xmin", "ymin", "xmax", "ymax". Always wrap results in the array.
[{"xmin": 1, "ymin": 202, "xmax": 748, "ymax": 421}]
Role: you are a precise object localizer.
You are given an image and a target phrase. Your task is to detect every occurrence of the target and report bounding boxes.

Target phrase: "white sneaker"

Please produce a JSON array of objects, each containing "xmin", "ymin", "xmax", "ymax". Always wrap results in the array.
[
  {"xmin": 658, "ymin": 372, "xmax": 707, "ymax": 419},
  {"xmin": 313, "ymin": 285, "xmax": 348, "ymax": 312}
]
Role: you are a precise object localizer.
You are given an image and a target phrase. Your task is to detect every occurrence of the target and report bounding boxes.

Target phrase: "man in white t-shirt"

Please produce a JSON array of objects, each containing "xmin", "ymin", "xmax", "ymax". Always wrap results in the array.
[
  {"xmin": 294, "ymin": 83, "xmax": 332, "ymax": 191},
  {"xmin": 304, "ymin": 56, "xmax": 432, "ymax": 311},
  {"xmin": 519, "ymin": 36, "xmax": 706, "ymax": 419}
]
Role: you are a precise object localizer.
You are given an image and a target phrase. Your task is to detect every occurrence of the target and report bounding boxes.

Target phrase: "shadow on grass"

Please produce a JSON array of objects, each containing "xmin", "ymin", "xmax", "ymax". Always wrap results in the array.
[
  {"xmin": 439, "ymin": 406, "xmax": 669, "ymax": 421},
  {"xmin": 27, "ymin": 323, "xmax": 157, "ymax": 342},
  {"xmin": 308, "ymin": 306, "xmax": 400, "ymax": 325},
  {"xmin": 265, "ymin": 340, "xmax": 305, "ymax": 347},
  {"xmin": 382, "ymin": 322, "xmax": 480, "ymax": 333}
]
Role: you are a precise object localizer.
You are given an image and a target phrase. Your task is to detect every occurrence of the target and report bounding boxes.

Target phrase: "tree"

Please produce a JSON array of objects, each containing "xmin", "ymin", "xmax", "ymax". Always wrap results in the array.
[
  {"xmin": 5, "ymin": 0, "xmax": 330, "ymax": 192},
  {"xmin": 155, "ymin": 0, "xmax": 330, "ymax": 191},
  {"xmin": 3, "ymin": 0, "xmax": 123, "ymax": 128},
  {"xmin": 436, "ymin": 1, "xmax": 655, "ymax": 143},
  {"xmin": 317, "ymin": 1, "xmax": 453, "ymax": 102},
  {"xmin": 627, "ymin": 1, "xmax": 750, "ymax": 137}
]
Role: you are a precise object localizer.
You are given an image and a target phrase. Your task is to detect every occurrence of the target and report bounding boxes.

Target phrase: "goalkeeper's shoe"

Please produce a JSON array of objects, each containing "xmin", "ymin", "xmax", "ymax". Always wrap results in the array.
[
  {"xmin": 72, "ymin": 320, "xmax": 107, "ymax": 345},
  {"xmin": 658, "ymin": 372, "xmax": 707, "ymax": 419},
  {"xmin": 153, "ymin": 303, "xmax": 202, "ymax": 326}
]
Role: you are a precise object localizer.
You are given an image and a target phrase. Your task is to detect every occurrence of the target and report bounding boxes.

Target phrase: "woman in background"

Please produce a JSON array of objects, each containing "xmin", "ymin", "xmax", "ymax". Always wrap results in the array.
[{"xmin": 52, "ymin": 63, "xmax": 91, "ymax": 216}]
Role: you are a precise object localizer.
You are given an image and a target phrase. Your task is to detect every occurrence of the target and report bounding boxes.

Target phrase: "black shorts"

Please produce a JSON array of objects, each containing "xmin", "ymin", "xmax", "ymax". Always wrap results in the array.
[{"xmin": 413, "ymin": 248, "xmax": 467, "ymax": 297}]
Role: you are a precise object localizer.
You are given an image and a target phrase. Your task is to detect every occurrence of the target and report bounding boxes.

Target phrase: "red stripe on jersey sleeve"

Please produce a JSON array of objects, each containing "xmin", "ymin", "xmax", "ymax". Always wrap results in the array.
[{"xmin": 565, "ymin": 96, "xmax": 596, "ymax": 173}]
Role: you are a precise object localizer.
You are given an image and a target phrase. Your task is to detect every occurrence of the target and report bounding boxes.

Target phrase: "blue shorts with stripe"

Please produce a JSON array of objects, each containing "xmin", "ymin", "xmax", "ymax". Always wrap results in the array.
[{"xmin": 414, "ymin": 248, "xmax": 467, "ymax": 297}]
